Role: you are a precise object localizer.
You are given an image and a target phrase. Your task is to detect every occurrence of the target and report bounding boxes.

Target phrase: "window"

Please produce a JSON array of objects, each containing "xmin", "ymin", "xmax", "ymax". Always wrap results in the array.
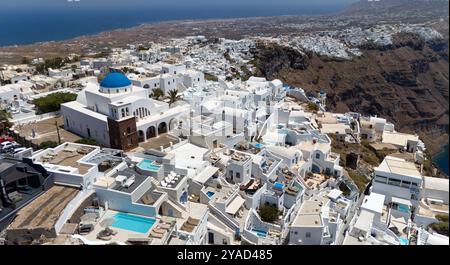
[
  {"xmin": 126, "ymin": 107, "xmax": 129, "ymax": 116},
  {"xmin": 208, "ymin": 232, "xmax": 214, "ymax": 244},
  {"xmin": 305, "ymin": 232, "xmax": 311, "ymax": 238},
  {"xmin": 315, "ymin": 153, "xmax": 320, "ymax": 159},
  {"xmin": 236, "ymin": 172, "xmax": 241, "ymax": 179},
  {"xmin": 401, "ymin": 180, "xmax": 411, "ymax": 188},
  {"xmin": 375, "ymin": 176, "xmax": 387, "ymax": 184},
  {"xmin": 222, "ymin": 239, "xmax": 227, "ymax": 245},
  {"xmin": 121, "ymin": 109, "xmax": 125, "ymax": 118},
  {"xmin": 388, "ymin": 178, "xmax": 401, "ymax": 187}
]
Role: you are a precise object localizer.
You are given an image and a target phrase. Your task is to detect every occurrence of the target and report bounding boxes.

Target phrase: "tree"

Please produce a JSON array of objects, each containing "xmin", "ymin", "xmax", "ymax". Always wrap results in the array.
[
  {"xmin": 150, "ymin": 88, "xmax": 164, "ymax": 100},
  {"xmin": 259, "ymin": 203, "xmax": 279, "ymax": 223},
  {"xmin": 0, "ymin": 109, "xmax": 12, "ymax": 134},
  {"xmin": 40, "ymin": 140, "xmax": 58, "ymax": 149},
  {"xmin": 167, "ymin": 89, "xmax": 181, "ymax": 106},
  {"xmin": 35, "ymin": 57, "xmax": 65, "ymax": 74},
  {"xmin": 0, "ymin": 109, "xmax": 11, "ymax": 121},
  {"xmin": 33, "ymin": 92, "xmax": 77, "ymax": 114}
]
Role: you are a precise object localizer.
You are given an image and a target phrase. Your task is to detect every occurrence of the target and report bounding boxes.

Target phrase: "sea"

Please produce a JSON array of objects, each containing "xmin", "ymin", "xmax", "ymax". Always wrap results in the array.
[
  {"xmin": 0, "ymin": 1, "xmax": 352, "ymax": 47},
  {"xmin": 433, "ymin": 144, "xmax": 449, "ymax": 176}
]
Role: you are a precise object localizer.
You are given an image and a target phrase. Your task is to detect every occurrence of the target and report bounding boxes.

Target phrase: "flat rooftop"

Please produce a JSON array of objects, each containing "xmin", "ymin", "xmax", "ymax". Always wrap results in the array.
[
  {"xmin": 382, "ymin": 131, "xmax": 418, "ymax": 147},
  {"xmin": 110, "ymin": 168, "xmax": 147, "ymax": 194},
  {"xmin": 37, "ymin": 144, "xmax": 96, "ymax": 174},
  {"xmin": 139, "ymin": 133, "xmax": 180, "ymax": 151},
  {"xmin": 292, "ymin": 200, "xmax": 323, "ymax": 227},
  {"xmin": 375, "ymin": 156, "xmax": 421, "ymax": 179},
  {"xmin": 7, "ymin": 185, "xmax": 79, "ymax": 231}
]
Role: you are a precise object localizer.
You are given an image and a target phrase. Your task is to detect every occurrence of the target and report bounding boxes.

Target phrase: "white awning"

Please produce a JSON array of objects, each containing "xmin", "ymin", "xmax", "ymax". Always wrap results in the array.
[
  {"xmin": 391, "ymin": 197, "xmax": 412, "ymax": 207},
  {"xmin": 193, "ymin": 166, "xmax": 219, "ymax": 184},
  {"xmin": 226, "ymin": 196, "xmax": 246, "ymax": 215}
]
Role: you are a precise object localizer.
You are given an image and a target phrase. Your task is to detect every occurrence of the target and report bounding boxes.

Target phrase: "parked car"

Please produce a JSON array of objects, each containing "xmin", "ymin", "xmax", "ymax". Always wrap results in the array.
[
  {"xmin": 0, "ymin": 141, "xmax": 20, "ymax": 152},
  {"xmin": 13, "ymin": 147, "xmax": 27, "ymax": 154}
]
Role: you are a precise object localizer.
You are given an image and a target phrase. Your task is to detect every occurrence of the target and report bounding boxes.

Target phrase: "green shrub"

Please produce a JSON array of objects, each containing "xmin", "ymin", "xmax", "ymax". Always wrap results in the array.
[
  {"xmin": 307, "ymin": 102, "xmax": 319, "ymax": 112},
  {"xmin": 35, "ymin": 57, "xmax": 66, "ymax": 74},
  {"xmin": 75, "ymin": 138, "xmax": 99, "ymax": 146},
  {"xmin": 259, "ymin": 203, "xmax": 279, "ymax": 223},
  {"xmin": 436, "ymin": 214, "xmax": 449, "ymax": 223},
  {"xmin": 33, "ymin": 92, "xmax": 77, "ymax": 114},
  {"xmin": 429, "ymin": 222, "xmax": 449, "ymax": 236},
  {"xmin": 40, "ymin": 140, "xmax": 58, "ymax": 149}
]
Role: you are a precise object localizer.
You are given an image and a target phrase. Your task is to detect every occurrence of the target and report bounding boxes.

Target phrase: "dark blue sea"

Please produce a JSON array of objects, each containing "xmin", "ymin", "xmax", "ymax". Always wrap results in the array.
[
  {"xmin": 433, "ymin": 144, "xmax": 449, "ymax": 176},
  {"xmin": 0, "ymin": 1, "xmax": 353, "ymax": 47}
]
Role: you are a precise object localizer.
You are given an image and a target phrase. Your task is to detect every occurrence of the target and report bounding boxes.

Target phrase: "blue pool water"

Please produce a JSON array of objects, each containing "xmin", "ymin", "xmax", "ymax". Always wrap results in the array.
[
  {"xmin": 206, "ymin": 191, "xmax": 215, "ymax": 198},
  {"xmin": 137, "ymin": 159, "xmax": 161, "ymax": 172},
  {"xmin": 111, "ymin": 212, "xmax": 156, "ymax": 234},
  {"xmin": 397, "ymin": 204, "xmax": 410, "ymax": 213},
  {"xmin": 274, "ymin": 182, "xmax": 284, "ymax": 190},
  {"xmin": 255, "ymin": 143, "xmax": 264, "ymax": 149},
  {"xmin": 399, "ymin": 237, "xmax": 409, "ymax": 245},
  {"xmin": 252, "ymin": 229, "xmax": 267, "ymax": 238}
]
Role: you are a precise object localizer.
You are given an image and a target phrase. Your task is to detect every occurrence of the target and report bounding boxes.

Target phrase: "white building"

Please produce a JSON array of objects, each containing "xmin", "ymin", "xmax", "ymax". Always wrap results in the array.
[
  {"xmin": 61, "ymin": 72, "xmax": 188, "ymax": 151},
  {"xmin": 372, "ymin": 156, "xmax": 422, "ymax": 209}
]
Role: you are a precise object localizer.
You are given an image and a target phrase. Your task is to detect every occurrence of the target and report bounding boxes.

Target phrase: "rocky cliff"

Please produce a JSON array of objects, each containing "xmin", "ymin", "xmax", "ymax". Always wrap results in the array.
[{"xmin": 252, "ymin": 34, "xmax": 449, "ymax": 155}]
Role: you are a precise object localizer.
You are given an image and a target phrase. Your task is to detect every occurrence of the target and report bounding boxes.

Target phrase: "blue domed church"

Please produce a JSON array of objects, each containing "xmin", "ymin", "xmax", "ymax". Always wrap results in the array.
[{"xmin": 61, "ymin": 72, "xmax": 189, "ymax": 151}]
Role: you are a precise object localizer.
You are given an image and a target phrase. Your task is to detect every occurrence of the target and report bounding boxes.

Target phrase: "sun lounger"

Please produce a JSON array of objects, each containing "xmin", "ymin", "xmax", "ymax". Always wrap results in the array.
[
  {"xmin": 153, "ymin": 228, "xmax": 167, "ymax": 234},
  {"xmin": 150, "ymin": 231, "xmax": 164, "ymax": 239},
  {"xmin": 157, "ymin": 223, "xmax": 171, "ymax": 230}
]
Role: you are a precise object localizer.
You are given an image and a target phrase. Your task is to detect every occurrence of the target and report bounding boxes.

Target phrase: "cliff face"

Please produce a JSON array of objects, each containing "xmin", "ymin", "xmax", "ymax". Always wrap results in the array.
[{"xmin": 252, "ymin": 35, "xmax": 449, "ymax": 154}]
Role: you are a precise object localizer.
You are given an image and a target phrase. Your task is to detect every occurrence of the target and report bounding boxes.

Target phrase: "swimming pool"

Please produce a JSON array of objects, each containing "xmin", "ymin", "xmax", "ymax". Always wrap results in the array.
[
  {"xmin": 255, "ymin": 143, "xmax": 264, "ymax": 149},
  {"xmin": 252, "ymin": 228, "xmax": 267, "ymax": 238},
  {"xmin": 111, "ymin": 212, "xmax": 156, "ymax": 234},
  {"xmin": 137, "ymin": 159, "xmax": 161, "ymax": 172},
  {"xmin": 397, "ymin": 204, "xmax": 410, "ymax": 213},
  {"xmin": 399, "ymin": 237, "xmax": 409, "ymax": 245},
  {"xmin": 274, "ymin": 182, "xmax": 284, "ymax": 190},
  {"xmin": 206, "ymin": 191, "xmax": 215, "ymax": 198}
]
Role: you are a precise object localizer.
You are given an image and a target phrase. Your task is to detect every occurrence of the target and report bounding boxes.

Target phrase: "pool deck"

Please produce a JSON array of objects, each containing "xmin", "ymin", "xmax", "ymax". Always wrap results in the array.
[{"xmin": 84, "ymin": 210, "xmax": 154, "ymax": 244}]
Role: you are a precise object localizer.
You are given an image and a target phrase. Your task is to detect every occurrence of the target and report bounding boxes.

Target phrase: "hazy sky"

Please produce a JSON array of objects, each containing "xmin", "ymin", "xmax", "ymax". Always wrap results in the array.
[{"xmin": 0, "ymin": 0, "xmax": 359, "ymax": 9}]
